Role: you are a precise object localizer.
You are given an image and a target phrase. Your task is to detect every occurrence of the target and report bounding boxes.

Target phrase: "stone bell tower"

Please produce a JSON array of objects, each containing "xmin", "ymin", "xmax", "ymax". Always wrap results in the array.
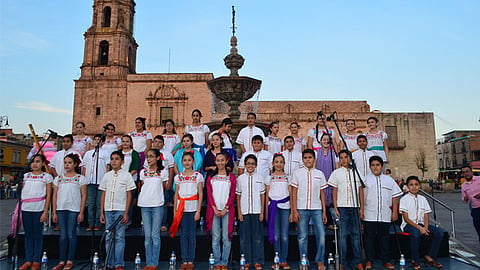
[{"xmin": 73, "ymin": 0, "xmax": 138, "ymax": 134}]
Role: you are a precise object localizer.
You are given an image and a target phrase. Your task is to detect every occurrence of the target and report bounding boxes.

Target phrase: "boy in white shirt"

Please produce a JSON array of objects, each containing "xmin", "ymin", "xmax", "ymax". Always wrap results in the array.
[
  {"xmin": 238, "ymin": 135, "xmax": 273, "ymax": 178},
  {"xmin": 49, "ymin": 134, "xmax": 83, "ymax": 177},
  {"xmin": 400, "ymin": 176, "xmax": 444, "ymax": 269},
  {"xmin": 362, "ymin": 156, "xmax": 402, "ymax": 270},
  {"xmin": 291, "ymin": 149, "xmax": 328, "ymax": 269},
  {"xmin": 328, "ymin": 150, "xmax": 364, "ymax": 269},
  {"xmin": 82, "ymin": 134, "xmax": 110, "ymax": 231},
  {"xmin": 236, "ymin": 112, "xmax": 265, "ymax": 153},
  {"xmin": 99, "ymin": 150, "xmax": 136, "ymax": 269},
  {"xmin": 352, "ymin": 135, "xmax": 374, "ymax": 181},
  {"xmin": 281, "ymin": 136, "xmax": 304, "ymax": 177},
  {"xmin": 236, "ymin": 154, "xmax": 265, "ymax": 269}
]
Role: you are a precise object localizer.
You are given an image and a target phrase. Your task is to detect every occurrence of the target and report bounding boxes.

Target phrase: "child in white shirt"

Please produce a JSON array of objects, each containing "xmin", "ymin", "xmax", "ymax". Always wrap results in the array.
[
  {"xmin": 238, "ymin": 135, "xmax": 273, "ymax": 178},
  {"xmin": 281, "ymin": 136, "xmax": 304, "ymax": 177},
  {"xmin": 236, "ymin": 112, "xmax": 265, "ymax": 153}
]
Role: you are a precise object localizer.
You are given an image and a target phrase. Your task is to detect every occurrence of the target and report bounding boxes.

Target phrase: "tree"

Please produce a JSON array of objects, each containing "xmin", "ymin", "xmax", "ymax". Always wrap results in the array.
[{"xmin": 415, "ymin": 147, "xmax": 428, "ymax": 179}]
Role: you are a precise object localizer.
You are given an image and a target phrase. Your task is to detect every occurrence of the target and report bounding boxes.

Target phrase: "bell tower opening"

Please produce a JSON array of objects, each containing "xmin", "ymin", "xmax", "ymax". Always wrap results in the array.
[
  {"xmin": 102, "ymin": 6, "xmax": 111, "ymax": 27},
  {"xmin": 99, "ymin": 41, "xmax": 109, "ymax": 65}
]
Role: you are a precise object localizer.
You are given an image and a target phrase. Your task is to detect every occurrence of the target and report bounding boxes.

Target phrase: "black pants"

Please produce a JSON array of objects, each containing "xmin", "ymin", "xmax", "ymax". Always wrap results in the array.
[{"xmin": 363, "ymin": 221, "xmax": 391, "ymax": 264}]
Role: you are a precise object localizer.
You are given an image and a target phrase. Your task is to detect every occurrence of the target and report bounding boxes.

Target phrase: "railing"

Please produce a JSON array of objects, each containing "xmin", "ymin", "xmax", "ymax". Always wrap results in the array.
[{"xmin": 418, "ymin": 189, "xmax": 456, "ymax": 238}]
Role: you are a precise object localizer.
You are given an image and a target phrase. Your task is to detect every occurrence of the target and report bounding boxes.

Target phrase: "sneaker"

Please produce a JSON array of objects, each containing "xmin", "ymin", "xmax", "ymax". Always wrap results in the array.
[
  {"xmin": 365, "ymin": 261, "xmax": 373, "ymax": 269},
  {"xmin": 141, "ymin": 266, "xmax": 151, "ymax": 270},
  {"xmin": 245, "ymin": 263, "xmax": 250, "ymax": 270},
  {"xmin": 94, "ymin": 225, "xmax": 101, "ymax": 231},
  {"xmin": 31, "ymin": 262, "xmax": 40, "ymax": 270},
  {"xmin": 280, "ymin": 262, "xmax": 291, "ymax": 270},
  {"xmin": 355, "ymin": 263, "xmax": 364, "ymax": 270},
  {"xmin": 317, "ymin": 262, "xmax": 326, "ymax": 270},
  {"xmin": 115, "ymin": 266, "xmax": 124, "ymax": 270},
  {"xmin": 214, "ymin": 266, "xmax": 222, "ymax": 270},
  {"xmin": 86, "ymin": 225, "xmax": 94, "ymax": 231},
  {"xmin": 19, "ymin": 262, "xmax": 32, "ymax": 270},
  {"xmin": 221, "ymin": 265, "xmax": 228, "ymax": 270},
  {"xmin": 54, "ymin": 226, "xmax": 60, "ymax": 231},
  {"xmin": 255, "ymin": 263, "xmax": 262, "ymax": 270}
]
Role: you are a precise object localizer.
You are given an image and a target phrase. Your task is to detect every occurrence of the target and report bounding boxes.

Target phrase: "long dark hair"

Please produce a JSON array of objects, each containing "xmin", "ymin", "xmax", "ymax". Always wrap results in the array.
[
  {"xmin": 136, "ymin": 117, "xmax": 147, "ymax": 131},
  {"xmin": 147, "ymin": 149, "xmax": 165, "ymax": 173},
  {"xmin": 163, "ymin": 119, "xmax": 177, "ymax": 134},
  {"xmin": 212, "ymin": 152, "xmax": 230, "ymax": 177},
  {"xmin": 64, "ymin": 153, "xmax": 81, "ymax": 174},
  {"xmin": 209, "ymin": 133, "xmax": 225, "ymax": 150}
]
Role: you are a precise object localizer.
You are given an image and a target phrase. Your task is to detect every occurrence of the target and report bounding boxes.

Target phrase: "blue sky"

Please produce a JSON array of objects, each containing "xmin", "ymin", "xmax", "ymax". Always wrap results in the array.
[{"xmin": 1, "ymin": 0, "xmax": 479, "ymax": 138}]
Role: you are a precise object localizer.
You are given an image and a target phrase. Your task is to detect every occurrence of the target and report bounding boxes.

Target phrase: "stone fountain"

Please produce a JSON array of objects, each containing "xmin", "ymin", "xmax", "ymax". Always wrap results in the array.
[{"xmin": 207, "ymin": 6, "xmax": 262, "ymax": 120}]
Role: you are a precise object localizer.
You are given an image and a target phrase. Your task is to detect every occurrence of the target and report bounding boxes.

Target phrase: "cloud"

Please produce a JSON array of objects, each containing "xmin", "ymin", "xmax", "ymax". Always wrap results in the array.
[{"xmin": 16, "ymin": 101, "xmax": 72, "ymax": 114}]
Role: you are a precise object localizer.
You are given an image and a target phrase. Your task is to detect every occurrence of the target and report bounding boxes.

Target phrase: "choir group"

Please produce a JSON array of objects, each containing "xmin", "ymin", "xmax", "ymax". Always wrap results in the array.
[{"xmin": 17, "ymin": 111, "xmax": 444, "ymax": 270}]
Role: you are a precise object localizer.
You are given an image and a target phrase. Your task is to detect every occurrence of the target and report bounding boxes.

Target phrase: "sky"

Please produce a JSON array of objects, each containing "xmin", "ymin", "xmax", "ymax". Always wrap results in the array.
[{"xmin": 0, "ymin": 0, "xmax": 479, "ymax": 139}]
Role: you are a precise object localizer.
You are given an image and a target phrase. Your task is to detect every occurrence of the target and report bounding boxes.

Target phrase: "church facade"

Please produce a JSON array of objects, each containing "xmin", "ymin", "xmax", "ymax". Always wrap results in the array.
[{"xmin": 73, "ymin": 0, "xmax": 438, "ymax": 180}]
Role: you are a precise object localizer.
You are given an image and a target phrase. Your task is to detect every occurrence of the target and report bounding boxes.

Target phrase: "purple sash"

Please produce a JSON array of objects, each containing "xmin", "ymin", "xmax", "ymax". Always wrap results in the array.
[{"xmin": 267, "ymin": 196, "xmax": 290, "ymax": 244}]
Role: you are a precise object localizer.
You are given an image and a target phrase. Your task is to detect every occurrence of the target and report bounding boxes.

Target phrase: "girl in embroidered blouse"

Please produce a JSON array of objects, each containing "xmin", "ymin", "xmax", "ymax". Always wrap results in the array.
[
  {"xmin": 162, "ymin": 119, "xmax": 181, "ymax": 155},
  {"xmin": 307, "ymin": 111, "xmax": 338, "ymax": 152},
  {"xmin": 184, "ymin": 109, "xmax": 210, "ymax": 157},
  {"xmin": 365, "ymin": 116, "xmax": 389, "ymax": 163},
  {"xmin": 101, "ymin": 123, "xmax": 122, "ymax": 156},
  {"xmin": 339, "ymin": 119, "xmax": 359, "ymax": 153},
  {"xmin": 171, "ymin": 152, "xmax": 204, "ymax": 269},
  {"xmin": 203, "ymin": 133, "xmax": 234, "ymax": 177},
  {"xmin": 130, "ymin": 117, "xmax": 153, "ymax": 170},
  {"xmin": 289, "ymin": 121, "xmax": 306, "ymax": 154},
  {"xmin": 52, "ymin": 154, "xmax": 87, "ymax": 270},
  {"xmin": 265, "ymin": 153, "xmax": 292, "ymax": 270},
  {"xmin": 174, "ymin": 134, "xmax": 203, "ymax": 175},
  {"xmin": 265, "ymin": 121, "xmax": 283, "ymax": 154},
  {"xmin": 206, "ymin": 152, "xmax": 237, "ymax": 269},
  {"xmin": 18, "ymin": 154, "xmax": 53, "ymax": 270},
  {"xmin": 72, "ymin": 121, "xmax": 92, "ymax": 156}
]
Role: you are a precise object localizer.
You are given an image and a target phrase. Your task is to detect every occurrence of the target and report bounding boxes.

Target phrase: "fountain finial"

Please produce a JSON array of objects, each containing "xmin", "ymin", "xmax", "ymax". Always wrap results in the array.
[{"xmin": 224, "ymin": 5, "xmax": 244, "ymax": 76}]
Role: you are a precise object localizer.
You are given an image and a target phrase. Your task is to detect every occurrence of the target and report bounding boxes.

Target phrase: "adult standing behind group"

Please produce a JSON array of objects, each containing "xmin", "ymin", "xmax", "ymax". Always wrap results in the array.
[
  {"xmin": 461, "ymin": 165, "xmax": 480, "ymax": 244},
  {"xmin": 185, "ymin": 109, "xmax": 210, "ymax": 158},
  {"xmin": 236, "ymin": 112, "xmax": 265, "ymax": 153}
]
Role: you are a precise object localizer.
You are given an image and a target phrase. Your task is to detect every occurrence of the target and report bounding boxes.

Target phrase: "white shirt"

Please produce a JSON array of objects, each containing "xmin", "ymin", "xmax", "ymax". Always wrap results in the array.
[
  {"xmin": 121, "ymin": 149, "xmax": 135, "ymax": 174},
  {"xmin": 238, "ymin": 150, "xmax": 273, "ymax": 178},
  {"xmin": 209, "ymin": 130, "xmax": 233, "ymax": 149},
  {"xmin": 175, "ymin": 172, "xmax": 204, "ymax": 212},
  {"xmin": 185, "ymin": 124, "xmax": 210, "ymax": 146},
  {"xmin": 281, "ymin": 150, "xmax": 304, "ymax": 177},
  {"xmin": 21, "ymin": 172, "xmax": 53, "ymax": 212},
  {"xmin": 211, "ymin": 174, "xmax": 232, "ymax": 211},
  {"xmin": 342, "ymin": 134, "xmax": 359, "ymax": 152},
  {"xmin": 129, "ymin": 131, "xmax": 153, "ymax": 153},
  {"xmin": 236, "ymin": 126, "xmax": 265, "ymax": 152},
  {"xmin": 266, "ymin": 174, "xmax": 291, "ymax": 209},
  {"xmin": 328, "ymin": 167, "xmax": 362, "ymax": 208},
  {"xmin": 364, "ymin": 130, "xmax": 388, "ymax": 161},
  {"xmin": 83, "ymin": 148, "xmax": 110, "ymax": 185},
  {"xmin": 291, "ymin": 167, "xmax": 328, "ymax": 210},
  {"xmin": 265, "ymin": 136, "xmax": 284, "ymax": 154},
  {"xmin": 138, "ymin": 168, "xmax": 169, "ymax": 207},
  {"xmin": 101, "ymin": 136, "xmax": 121, "ymax": 156},
  {"xmin": 363, "ymin": 174, "xmax": 402, "ymax": 222},
  {"xmin": 293, "ymin": 137, "xmax": 306, "ymax": 153},
  {"xmin": 72, "ymin": 135, "xmax": 93, "ymax": 156},
  {"xmin": 352, "ymin": 149, "xmax": 374, "ymax": 180},
  {"xmin": 54, "ymin": 174, "xmax": 87, "ymax": 212},
  {"xmin": 236, "ymin": 173, "xmax": 265, "ymax": 215},
  {"xmin": 99, "ymin": 170, "xmax": 136, "ymax": 211},
  {"xmin": 400, "ymin": 193, "xmax": 432, "ymax": 230},
  {"xmin": 49, "ymin": 149, "xmax": 84, "ymax": 177},
  {"xmin": 307, "ymin": 127, "xmax": 336, "ymax": 149},
  {"xmin": 162, "ymin": 134, "xmax": 181, "ymax": 153}
]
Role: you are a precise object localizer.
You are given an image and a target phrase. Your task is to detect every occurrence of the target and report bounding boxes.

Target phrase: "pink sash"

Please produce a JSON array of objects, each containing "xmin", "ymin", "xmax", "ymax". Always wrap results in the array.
[{"xmin": 10, "ymin": 197, "xmax": 46, "ymax": 237}]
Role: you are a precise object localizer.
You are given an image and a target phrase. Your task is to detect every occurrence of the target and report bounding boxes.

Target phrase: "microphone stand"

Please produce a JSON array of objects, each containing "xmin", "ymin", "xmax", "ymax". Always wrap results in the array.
[
  {"xmin": 10, "ymin": 131, "xmax": 56, "ymax": 270},
  {"xmin": 102, "ymin": 215, "xmax": 123, "ymax": 269},
  {"xmin": 330, "ymin": 112, "xmax": 367, "ymax": 265},
  {"xmin": 428, "ymin": 178, "xmax": 437, "ymax": 225},
  {"xmin": 80, "ymin": 128, "xmax": 107, "ymax": 270},
  {"xmin": 330, "ymin": 208, "xmax": 341, "ymax": 270}
]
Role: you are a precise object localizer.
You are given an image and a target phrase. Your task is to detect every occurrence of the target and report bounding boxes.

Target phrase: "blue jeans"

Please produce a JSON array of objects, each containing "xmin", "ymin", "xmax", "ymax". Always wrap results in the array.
[
  {"xmin": 274, "ymin": 209, "xmax": 290, "ymax": 263},
  {"xmin": 338, "ymin": 207, "xmax": 361, "ymax": 266},
  {"xmin": 212, "ymin": 212, "xmax": 231, "ymax": 265},
  {"xmin": 141, "ymin": 206, "xmax": 163, "ymax": 266},
  {"xmin": 105, "ymin": 211, "xmax": 127, "ymax": 267},
  {"xmin": 22, "ymin": 211, "xmax": 43, "ymax": 263},
  {"xmin": 57, "ymin": 210, "xmax": 78, "ymax": 261},
  {"xmin": 472, "ymin": 207, "xmax": 480, "ymax": 242},
  {"xmin": 239, "ymin": 214, "xmax": 265, "ymax": 264},
  {"xmin": 404, "ymin": 224, "xmax": 445, "ymax": 261},
  {"xmin": 298, "ymin": 209, "xmax": 325, "ymax": 263},
  {"xmin": 364, "ymin": 221, "xmax": 391, "ymax": 264},
  {"xmin": 87, "ymin": 184, "xmax": 101, "ymax": 226},
  {"xmin": 180, "ymin": 212, "xmax": 197, "ymax": 262}
]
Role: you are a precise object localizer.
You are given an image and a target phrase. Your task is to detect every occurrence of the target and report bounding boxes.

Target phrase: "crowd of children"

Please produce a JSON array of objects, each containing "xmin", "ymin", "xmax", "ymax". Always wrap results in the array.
[{"xmin": 14, "ymin": 111, "xmax": 447, "ymax": 270}]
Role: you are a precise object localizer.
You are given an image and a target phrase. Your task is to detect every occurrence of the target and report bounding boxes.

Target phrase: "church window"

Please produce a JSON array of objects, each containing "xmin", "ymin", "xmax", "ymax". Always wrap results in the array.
[
  {"xmin": 102, "ymin": 6, "xmax": 111, "ymax": 27},
  {"xmin": 160, "ymin": 107, "xmax": 173, "ymax": 125},
  {"xmin": 96, "ymin": 107, "xmax": 101, "ymax": 116},
  {"xmin": 99, "ymin": 41, "xmax": 109, "ymax": 65}
]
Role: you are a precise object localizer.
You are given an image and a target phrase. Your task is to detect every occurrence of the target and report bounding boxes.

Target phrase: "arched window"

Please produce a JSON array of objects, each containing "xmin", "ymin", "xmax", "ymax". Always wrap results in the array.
[
  {"xmin": 102, "ymin": 6, "xmax": 111, "ymax": 27},
  {"xmin": 99, "ymin": 41, "xmax": 109, "ymax": 65}
]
